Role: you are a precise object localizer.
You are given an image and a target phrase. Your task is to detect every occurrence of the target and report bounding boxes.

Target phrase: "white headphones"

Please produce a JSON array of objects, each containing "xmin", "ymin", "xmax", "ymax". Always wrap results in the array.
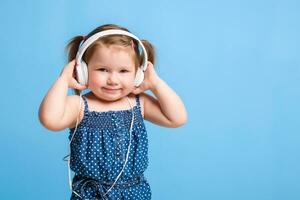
[{"xmin": 75, "ymin": 29, "xmax": 148, "ymax": 87}]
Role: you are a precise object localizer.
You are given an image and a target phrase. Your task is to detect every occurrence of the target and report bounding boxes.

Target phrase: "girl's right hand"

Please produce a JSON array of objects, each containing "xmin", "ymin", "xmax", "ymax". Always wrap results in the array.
[{"xmin": 59, "ymin": 59, "xmax": 87, "ymax": 90}]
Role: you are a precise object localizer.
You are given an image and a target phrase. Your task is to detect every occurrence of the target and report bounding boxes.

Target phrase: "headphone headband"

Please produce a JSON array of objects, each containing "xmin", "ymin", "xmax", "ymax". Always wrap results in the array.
[{"xmin": 76, "ymin": 29, "xmax": 148, "ymax": 71}]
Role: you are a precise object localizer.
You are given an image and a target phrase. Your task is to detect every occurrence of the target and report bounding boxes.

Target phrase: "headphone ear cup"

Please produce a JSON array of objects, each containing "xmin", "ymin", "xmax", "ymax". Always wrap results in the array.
[
  {"xmin": 81, "ymin": 61, "xmax": 88, "ymax": 85},
  {"xmin": 134, "ymin": 67, "xmax": 144, "ymax": 86},
  {"xmin": 76, "ymin": 61, "xmax": 88, "ymax": 85}
]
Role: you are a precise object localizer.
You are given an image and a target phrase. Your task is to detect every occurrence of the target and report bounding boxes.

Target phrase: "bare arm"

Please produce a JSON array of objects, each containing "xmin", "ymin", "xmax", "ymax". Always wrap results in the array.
[
  {"xmin": 38, "ymin": 60, "xmax": 87, "ymax": 131},
  {"xmin": 133, "ymin": 62, "xmax": 187, "ymax": 128},
  {"xmin": 144, "ymin": 78, "xmax": 187, "ymax": 128}
]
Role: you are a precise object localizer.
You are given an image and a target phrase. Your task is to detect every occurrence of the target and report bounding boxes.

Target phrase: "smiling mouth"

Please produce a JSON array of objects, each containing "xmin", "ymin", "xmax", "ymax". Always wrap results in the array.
[{"xmin": 102, "ymin": 88, "xmax": 121, "ymax": 93}]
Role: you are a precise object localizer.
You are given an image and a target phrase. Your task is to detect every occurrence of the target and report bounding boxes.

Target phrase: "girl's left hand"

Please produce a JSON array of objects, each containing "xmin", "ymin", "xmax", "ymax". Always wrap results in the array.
[{"xmin": 132, "ymin": 61, "xmax": 160, "ymax": 94}]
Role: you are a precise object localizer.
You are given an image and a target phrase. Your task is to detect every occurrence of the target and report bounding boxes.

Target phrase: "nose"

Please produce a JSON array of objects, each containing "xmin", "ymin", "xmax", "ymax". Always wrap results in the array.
[{"xmin": 107, "ymin": 72, "xmax": 119, "ymax": 85}]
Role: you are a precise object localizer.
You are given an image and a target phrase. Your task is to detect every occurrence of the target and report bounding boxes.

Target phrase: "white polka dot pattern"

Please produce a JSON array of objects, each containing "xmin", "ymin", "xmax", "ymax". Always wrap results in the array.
[{"xmin": 68, "ymin": 95, "xmax": 151, "ymax": 199}]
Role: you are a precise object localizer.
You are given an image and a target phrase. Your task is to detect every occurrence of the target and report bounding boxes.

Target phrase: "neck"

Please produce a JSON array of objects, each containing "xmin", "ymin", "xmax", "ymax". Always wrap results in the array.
[{"xmin": 85, "ymin": 92, "xmax": 133, "ymax": 110}]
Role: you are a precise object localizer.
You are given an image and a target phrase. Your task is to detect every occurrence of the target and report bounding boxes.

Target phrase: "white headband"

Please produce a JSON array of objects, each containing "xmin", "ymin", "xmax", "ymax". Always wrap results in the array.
[{"xmin": 75, "ymin": 29, "xmax": 148, "ymax": 71}]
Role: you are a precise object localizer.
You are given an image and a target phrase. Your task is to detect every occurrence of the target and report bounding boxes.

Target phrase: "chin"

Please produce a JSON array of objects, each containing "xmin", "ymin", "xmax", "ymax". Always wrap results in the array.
[
  {"xmin": 90, "ymin": 87, "xmax": 132, "ymax": 101},
  {"xmin": 95, "ymin": 93, "xmax": 127, "ymax": 102}
]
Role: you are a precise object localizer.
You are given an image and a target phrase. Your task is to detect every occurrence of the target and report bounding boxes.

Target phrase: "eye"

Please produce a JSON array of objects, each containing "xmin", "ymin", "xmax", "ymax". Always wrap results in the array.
[
  {"xmin": 97, "ymin": 68, "xmax": 108, "ymax": 72},
  {"xmin": 120, "ymin": 69, "xmax": 129, "ymax": 73}
]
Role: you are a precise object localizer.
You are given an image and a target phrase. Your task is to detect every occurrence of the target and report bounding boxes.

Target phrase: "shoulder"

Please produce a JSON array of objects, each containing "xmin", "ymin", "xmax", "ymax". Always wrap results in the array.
[
  {"xmin": 66, "ymin": 94, "xmax": 85, "ymax": 129},
  {"xmin": 66, "ymin": 95, "xmax": 83, "ymax": 110},
  {"xmin": 127, "ymin": 93, "xmax": 147, "ymax": 117},
  {"xmin": 137, "ymin": 92, "xmax": 156, "ymax": 118}
]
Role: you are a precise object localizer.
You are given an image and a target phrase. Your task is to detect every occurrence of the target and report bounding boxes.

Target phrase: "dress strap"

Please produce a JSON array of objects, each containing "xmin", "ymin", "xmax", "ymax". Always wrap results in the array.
[
  {"xmin": 81, "ymin": 95, "xmax": 89, "ymax": 115},
  {"xmin": 135, "ymin": 95, "xmax": 141, "ymax": 107}
]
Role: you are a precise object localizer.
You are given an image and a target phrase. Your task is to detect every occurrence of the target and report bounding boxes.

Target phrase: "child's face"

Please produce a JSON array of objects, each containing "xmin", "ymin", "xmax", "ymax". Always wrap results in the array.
[{"xmin": 87, "ymin": 45, "xmax": 136, "ymax": 101}]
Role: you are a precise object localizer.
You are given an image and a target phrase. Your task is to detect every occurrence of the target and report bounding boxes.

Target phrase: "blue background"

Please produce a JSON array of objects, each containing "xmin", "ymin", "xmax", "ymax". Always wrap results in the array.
[{"xmin": 1, "ymin": 0, "xmax": 299, "ymax": 199}]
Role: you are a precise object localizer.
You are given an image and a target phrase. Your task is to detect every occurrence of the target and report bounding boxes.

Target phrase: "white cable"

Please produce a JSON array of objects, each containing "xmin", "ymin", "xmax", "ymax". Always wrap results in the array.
[
  {"xmin": 65, "ymin": 93, "xmax": 83, "ymax": 199},
  {"xmin": 65, "ymin": 95, "xmax": 134, "ymax": 199},
  {"xmin": 103, "ymin": 97, "xmax": 134, "ymax": 196}
]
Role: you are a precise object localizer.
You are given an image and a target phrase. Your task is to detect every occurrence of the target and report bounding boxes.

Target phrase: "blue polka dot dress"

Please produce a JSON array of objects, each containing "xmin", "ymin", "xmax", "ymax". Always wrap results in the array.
[{"xmin": 68, "ymin": 95, "xmax": 151, "ymax": 200}]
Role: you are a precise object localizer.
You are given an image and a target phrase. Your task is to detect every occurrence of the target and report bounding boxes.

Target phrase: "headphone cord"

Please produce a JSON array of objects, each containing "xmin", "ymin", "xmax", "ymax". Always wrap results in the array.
[
  {"xmin": 62, "ymin": 93, "xmax": 83, "ymax": 198},
  {"xmin": 63, "ymin": 94, "xmax": 134, "ymax": 199}
]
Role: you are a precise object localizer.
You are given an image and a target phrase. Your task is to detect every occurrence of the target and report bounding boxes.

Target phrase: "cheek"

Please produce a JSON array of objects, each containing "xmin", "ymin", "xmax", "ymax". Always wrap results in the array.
[
  {"xmin": 88, "ymin": 73, "xmax": 104, "ymax": 86},
  {"xmin": 123, "ymin": 74, "xmax": 136, "ymax": 85},
  {"xmin": 126, "ymin": 78, "xmax": 137, "ymax": 91}
]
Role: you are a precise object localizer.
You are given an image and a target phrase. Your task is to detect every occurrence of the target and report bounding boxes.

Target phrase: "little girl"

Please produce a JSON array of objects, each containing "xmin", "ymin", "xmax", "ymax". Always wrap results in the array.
[{"xmin": 39, "ymin": 24, "xmax": 187, "ymax": 200}]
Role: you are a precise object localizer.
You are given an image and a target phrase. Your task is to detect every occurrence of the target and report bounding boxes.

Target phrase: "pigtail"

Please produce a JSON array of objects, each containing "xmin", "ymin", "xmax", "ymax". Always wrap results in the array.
[
  {"xmin": 65, "ymin": 36, "xmax": 85, "ymax": 62},
  {"xmin": 65, "ymin": 36, "xmax": 85, "ymax": 95},
  {"xmin": 63, "ymin": 24, "xmax": 156, "ymax": 96},
  {"xmin": 141, "ymin": 40, "xmax": 156, "ymax": 66}
]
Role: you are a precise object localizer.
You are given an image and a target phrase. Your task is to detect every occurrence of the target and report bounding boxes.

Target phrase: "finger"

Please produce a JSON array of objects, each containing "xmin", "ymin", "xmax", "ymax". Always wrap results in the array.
[
  {"xmin": 68, "ymin": 59, "xmax": 76, "ymax": 67},
  {"xmin": 61, "ymin": 60, "xmax": 76, "ymax": 76},
  {"xmin": 132, "ymin": 87, "xmax": 142, "ymax": 94},
  {"xmin": 66, "ymin": 60, "xmax": 77, "ymax": 72},
  {"xmin": 147, "ymin": 61, "xmax": 153, "ymax": 69},
  {"xmin": 75, "ymin": 83, "xmax": 87, "ymax": 90},
  {"xmin": 71, "ymin": 79, "xmax": 87, "ymax": 90}
]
